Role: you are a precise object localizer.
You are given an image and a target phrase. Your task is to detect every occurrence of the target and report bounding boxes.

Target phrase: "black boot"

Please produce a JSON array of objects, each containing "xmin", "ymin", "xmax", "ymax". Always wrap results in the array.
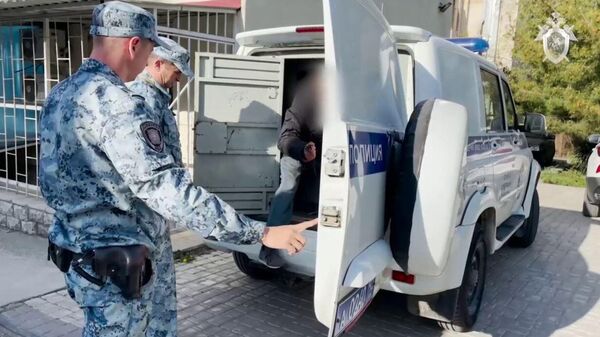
[{"xmin": 258, "ymin": 245, "xmax": 286, "ymax": 269}]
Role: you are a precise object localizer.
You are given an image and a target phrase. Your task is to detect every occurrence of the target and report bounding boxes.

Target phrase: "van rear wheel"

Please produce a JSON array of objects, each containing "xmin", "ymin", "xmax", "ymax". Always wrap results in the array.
[
  {"xmin": 438, "ymin": 231, "xmax": 487, "ymax": 332},
  {"xmin": 232, "ymin": 252, "xmax": 276, "ymax": 280}
]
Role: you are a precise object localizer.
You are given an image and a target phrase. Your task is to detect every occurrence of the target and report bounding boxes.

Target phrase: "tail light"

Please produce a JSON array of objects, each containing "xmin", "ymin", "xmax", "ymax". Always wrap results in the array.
[
  {"xmin": 596, "ymin": 145, "xmax": 600, "ymax": 157},
  {"xmin": 296, "ymin": 26, "xmax": 324, "ymax": 33},
  {"xmin": 392, "ymin": 271, "xmax": 415, "ymax": 284}
]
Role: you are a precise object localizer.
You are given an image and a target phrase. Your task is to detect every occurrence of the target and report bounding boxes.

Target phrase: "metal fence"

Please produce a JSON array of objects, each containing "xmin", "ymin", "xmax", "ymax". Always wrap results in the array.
[
  {"xmin": 153, "ymin": 7, "xmax": 236, "ymax": 171},
  {"xmin": 0, "ymin": 4, "xmax": 236, "ymax": 197}
]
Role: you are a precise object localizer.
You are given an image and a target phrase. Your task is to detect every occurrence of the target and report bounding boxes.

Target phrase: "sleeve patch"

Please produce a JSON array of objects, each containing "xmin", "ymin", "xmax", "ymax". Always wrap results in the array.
[{"xmin": 140, "ymin": 121, "xmax": 164, "ymax": 153}]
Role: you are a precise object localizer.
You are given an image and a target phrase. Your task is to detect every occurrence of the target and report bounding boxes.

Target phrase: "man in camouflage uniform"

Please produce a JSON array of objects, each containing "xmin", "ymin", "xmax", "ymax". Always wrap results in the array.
[
  {"xmin": 39, "ymin": 2, "xmax": 315, "ymax": 336},
  {"xmin": 127, "ymin": 37, "xmax": 192, "ymax": 168}
]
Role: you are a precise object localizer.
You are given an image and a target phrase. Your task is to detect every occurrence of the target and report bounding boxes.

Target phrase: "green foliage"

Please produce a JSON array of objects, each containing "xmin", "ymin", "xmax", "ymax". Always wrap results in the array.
[
  {"xmin": 509, "ymin": 0, "xmax": 600, "ymax": 157},
  {"xmin": 540, "ymin": 167, "xmax": 586, "ymax": 187}
]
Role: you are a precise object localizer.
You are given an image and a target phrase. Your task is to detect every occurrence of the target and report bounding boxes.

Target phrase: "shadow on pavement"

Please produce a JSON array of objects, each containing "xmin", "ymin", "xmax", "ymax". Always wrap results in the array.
[{"xmin": 232, "ymin": 206, "xmax": 600, "ymax": 337}]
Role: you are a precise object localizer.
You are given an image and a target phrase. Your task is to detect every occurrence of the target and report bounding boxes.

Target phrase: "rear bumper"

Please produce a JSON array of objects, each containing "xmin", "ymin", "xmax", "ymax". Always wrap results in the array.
[
  {"xmin": 204, "ymin": 230, "xmax": 318, "ymax": 277},
  {"xmin": 380, "ymin": 224, "xmax": 476, "ymax": 295},
  {"xmin": 207, "ymin": 224, "xmax": 474, "ymax": 296}
]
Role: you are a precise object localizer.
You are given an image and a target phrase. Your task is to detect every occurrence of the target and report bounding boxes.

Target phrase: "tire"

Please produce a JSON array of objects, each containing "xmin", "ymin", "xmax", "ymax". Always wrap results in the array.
[
  {"xmin": 582, "ymin": 198, "xmax": 600, "ymax": 217},
  {"xmin": 509, "ymin": 190, "xmax": 539, "ymax": 248},
  {"xmin": 232, "ymin": 252, "xmax": 276, "ymax": 280},
  {"xmin": 542, "ymin": 154, "xmax": 554, "ymax": 168},
  {"xmin": 438, "ymin": 230, "xmax": 487, "ymax": 332}
]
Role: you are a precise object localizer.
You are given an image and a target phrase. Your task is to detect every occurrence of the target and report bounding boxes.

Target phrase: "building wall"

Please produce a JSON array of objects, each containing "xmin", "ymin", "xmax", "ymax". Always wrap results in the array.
[
  {"xmin": 0, "ymin": 190, "xmax": 54, "ymax": 238},
  {"xmin": 486, "ymin": 0, "xmax": 520, "ymax": 69},
  {"xmin": 240, "ymin": 0, "xmax": 454, "ymax": 37},
  {"xmin": 454, "ymin": 0, "xmax": 487, "ymax": 37},
  {"xmin": 453, "ymin": 0, "xmax": 520, "ymax": 69}
]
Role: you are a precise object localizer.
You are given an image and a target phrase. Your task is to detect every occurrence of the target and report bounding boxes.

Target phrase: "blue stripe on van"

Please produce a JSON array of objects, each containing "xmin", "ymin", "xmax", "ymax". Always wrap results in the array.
[{"xmin": 348, "ymin": 130, "xmax": 390, "ymax": 178}]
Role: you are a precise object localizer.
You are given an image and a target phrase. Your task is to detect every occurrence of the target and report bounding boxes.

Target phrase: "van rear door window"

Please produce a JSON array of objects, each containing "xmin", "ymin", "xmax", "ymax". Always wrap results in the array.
[{"xmin": 397, "ymin": 49, "xmax": 414, "ymax": 111}]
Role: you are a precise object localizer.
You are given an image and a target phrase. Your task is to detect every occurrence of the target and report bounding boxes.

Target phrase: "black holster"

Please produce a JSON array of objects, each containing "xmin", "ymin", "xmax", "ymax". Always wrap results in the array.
[
  {"xmin": 48, "ymin": 241, "xmax": 74, "ymax": 273},
  {"xmin": 49, "ymin": 242, "xmax": 153, "ymax": 300}
]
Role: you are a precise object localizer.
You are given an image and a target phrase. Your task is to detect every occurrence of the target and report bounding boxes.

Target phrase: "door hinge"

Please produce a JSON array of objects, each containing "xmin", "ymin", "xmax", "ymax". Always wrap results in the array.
[
  {"xmin": 324, "ymin": 148, "xmax": 345, "ymax": 177},
  {"xmin": 321, "ymin": 206, "xmax": 341, "ymax": 227}
]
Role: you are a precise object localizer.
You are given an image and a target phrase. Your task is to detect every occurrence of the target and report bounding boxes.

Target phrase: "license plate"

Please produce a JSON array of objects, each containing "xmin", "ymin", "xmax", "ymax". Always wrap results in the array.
[
  {"xmin": 332, "ymin": 280, "xmax": 376, "ymax": 337},
  {"xmin": 530, "ymin": 145, "xmax": 540, "ymax": 151}
]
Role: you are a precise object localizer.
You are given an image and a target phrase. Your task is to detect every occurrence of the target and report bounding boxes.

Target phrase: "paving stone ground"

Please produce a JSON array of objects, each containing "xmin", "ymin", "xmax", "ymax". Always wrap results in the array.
[{"xmin": 1, "ymin": 184, "xmax": 600, "ymax": 337}]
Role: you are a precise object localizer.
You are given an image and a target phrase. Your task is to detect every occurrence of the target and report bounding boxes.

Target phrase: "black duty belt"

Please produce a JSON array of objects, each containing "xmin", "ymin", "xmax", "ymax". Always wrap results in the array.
[{"xmin": 48, "ymin": 241, "xmax": 153, "ymax": 299}]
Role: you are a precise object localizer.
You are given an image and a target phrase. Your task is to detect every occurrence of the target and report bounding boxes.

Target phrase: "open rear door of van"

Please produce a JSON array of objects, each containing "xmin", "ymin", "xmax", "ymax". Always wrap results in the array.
[
  {"xmin": 315, "ymin": 0, "xmax": 408, "ymax": 336},
  {"xmin": 194, "ymin": 53, "xmax": 283, "ymax": 215}
]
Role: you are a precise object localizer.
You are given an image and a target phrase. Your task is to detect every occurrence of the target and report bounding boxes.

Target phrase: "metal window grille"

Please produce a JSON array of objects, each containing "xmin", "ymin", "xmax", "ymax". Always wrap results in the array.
[
  {"xmin": 153, "ymin": 8, "xmax": 236, "ymax": 171},
  {"xmin": 0, "ymin": 5, "xmax": 236, "ymax": 197}
]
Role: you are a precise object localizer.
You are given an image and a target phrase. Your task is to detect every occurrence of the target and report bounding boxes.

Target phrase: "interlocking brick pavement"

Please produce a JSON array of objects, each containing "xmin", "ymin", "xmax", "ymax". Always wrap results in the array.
[{"xmin": 1, "ymin": 184, "xmax": 599, "ymax": 337}]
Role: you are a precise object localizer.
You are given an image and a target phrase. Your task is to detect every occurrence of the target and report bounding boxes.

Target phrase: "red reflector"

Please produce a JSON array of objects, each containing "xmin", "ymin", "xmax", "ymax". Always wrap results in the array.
[
  {"xmin": 296, "ymin": 26, "xmax": 324, "ymax": 33},
  {"xmin": 392, "ymin": 271, "xmax": 415, "ymax": 284},
  {"xmin": 596, "ymin": 164, "xmax": 600, "ymax": 174}
]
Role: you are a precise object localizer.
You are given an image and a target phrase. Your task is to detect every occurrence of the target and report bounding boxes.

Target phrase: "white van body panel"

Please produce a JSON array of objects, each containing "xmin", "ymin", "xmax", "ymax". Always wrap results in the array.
[
  {"xmin": 202, "ymin": 25, "xmax": 534, "ymax": 277},
  {"xmin": 203, "ymin": 231, "xmax": 318, "ymax": 276},
  {"xmin": 194, "ymin": 7, "xmax": 537, "ymax": 332},
  {"xmin": 342, "ymin": 239, "xmax": 394, "ymax": 288},
  {"xmin": 314, "ymin": 0, "xmax": 406, "ymax": 330}
]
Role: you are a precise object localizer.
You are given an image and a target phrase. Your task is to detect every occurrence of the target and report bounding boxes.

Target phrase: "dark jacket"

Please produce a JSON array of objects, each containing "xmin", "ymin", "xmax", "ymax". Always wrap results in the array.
[{"xmin": 277, "ymin": 77, "xmax": 322, "ymax": 162}]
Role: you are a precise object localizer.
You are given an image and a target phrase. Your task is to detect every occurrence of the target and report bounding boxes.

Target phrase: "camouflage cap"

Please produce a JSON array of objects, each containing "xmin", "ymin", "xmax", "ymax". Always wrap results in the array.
[
  {"xmin": 153, "ymin": 37, "xmax": 194, "ymax": 79},
  {"xmin": 90, "ymin": 1, "xmax": 168, "ymax": 48}
]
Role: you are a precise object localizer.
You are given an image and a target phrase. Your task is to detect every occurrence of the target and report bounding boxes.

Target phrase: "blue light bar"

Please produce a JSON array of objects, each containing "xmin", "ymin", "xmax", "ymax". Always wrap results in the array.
[{"xmin": 447, "ymin": 37, "xmax": 490, "ymax": 54}]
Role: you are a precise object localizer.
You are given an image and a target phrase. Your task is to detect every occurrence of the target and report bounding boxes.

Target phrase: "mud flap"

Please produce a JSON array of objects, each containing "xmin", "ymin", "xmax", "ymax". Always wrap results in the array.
[{"xmin": 406, "ymin": 288, "xmax": 460, "ymax": 323}]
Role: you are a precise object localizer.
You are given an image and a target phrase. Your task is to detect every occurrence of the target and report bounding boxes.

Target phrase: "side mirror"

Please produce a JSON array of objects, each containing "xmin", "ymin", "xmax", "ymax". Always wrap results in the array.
[
  {"xmin": 524, "ymin": 113, "xmax": 547, "ymax": 134},
  {"xmin": 588, "ymin": 134, "xmax": 600, "ymax": 144}
]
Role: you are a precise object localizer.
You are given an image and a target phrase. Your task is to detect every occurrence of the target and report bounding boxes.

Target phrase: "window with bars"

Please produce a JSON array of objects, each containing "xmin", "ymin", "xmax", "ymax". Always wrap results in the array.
[
  {"xmin": 153, "ymin": 9, "xmax": 237, "ymax": 169},
  {"xmin": 0, "ymin": 6, "xmax": 237, "ymax": 197}
]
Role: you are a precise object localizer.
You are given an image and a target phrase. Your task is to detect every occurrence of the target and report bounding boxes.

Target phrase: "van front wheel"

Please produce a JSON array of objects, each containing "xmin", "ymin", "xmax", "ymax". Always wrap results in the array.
[
  {"xmin": 232, "ymin": 252, "xmax": 276, "ymax": 280},
  {"xmin": 438, "ymin": 231, "xmax": 487, "ymax": 332}
]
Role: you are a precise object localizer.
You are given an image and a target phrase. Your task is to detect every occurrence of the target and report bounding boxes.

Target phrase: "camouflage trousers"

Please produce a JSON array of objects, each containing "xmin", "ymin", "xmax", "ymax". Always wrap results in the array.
[{"xmin": 64, "ymin": 234, "xmax": 177, "ymax": 337}]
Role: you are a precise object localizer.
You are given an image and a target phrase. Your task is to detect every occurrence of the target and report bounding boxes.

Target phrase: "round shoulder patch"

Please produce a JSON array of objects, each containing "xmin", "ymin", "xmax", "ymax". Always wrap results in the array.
[{"xmin": 140, "ymin": 121, "xmax": 164, "ymax": 153}]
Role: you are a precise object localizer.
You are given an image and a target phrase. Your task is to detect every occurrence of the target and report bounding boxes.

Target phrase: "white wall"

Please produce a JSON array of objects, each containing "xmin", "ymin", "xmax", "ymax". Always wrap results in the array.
[
  {"xmin": 454, "ymin": 0, "xmax": 487, "ymax": 37},
  {"xmin": 240, "ymin": 0, "xmax": 454, "ymax": 37},
  {"xmin": 484, "ymin": 0, "xmax": 520, "ymax": 69}
]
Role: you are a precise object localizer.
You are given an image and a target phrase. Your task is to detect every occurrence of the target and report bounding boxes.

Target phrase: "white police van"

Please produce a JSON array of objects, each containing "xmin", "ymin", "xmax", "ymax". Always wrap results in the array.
[{"xmin": 193, "ymin": 0, "xmax": 540, "ymax": 334}]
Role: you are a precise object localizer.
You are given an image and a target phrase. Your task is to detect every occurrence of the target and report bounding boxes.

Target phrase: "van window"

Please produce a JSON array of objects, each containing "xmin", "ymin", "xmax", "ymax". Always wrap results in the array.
[
  {"xmin": 251, "ymin": 48, "xmax": 325, "ymax": 56},
  {"xmin": 480, "ymin": 69, "xmax": 505, "ymax": 132},
  {"xmin": 397, "ymin": 49, "xmax": 414, "ymax": 112},
  {"xmin": 501, "ymin": 80, "xmax": 518, "ymax": 130}
]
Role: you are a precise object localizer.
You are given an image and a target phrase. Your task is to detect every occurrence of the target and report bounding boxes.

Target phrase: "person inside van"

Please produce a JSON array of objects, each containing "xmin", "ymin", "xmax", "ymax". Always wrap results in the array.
[{"xmin": 259, "ymin": 68, "xmax": 323, "ymax": 268}]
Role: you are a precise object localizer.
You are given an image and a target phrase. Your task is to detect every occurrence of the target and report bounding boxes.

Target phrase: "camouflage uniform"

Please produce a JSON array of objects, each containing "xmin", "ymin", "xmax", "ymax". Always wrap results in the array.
[
  {"xmin": 128, "ymin": 70, "xmax": 184, "ymax": 166},
  {"xmin": 39, "ymin": 2, "xmax": 265, "ymax": 336},
  {"xmin": 127, "ymin": 37, "xmax": 195, "ymax": 167}
]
